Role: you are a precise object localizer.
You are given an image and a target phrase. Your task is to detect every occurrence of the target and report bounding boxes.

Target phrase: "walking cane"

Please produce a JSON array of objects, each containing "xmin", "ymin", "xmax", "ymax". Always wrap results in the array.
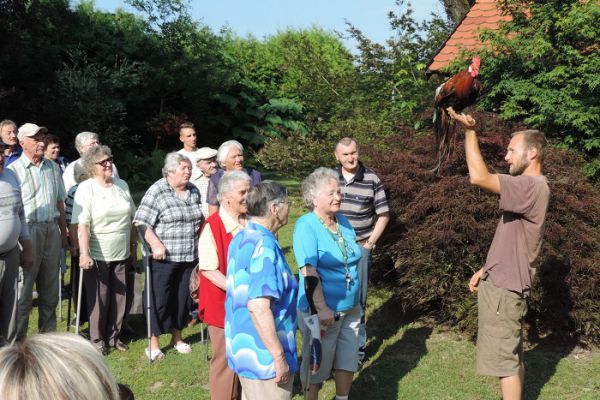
[
  {"xmin": 303, "ymin": 276, "xmax": 322, "ymax": 400},
  {"xmin": 58, "ymin": 263, "xmax": 63, "ymax": 321},
  {"xmin": 66, "ymin": 259, "xmax": 75, "ymax": 331},
  {"xmin": 74, "ymin": 264, "xmax": 84, "ymax": 335},
  {"xmin": 136, "ymin": 224, "xmax": 153, "ymax": 363}
]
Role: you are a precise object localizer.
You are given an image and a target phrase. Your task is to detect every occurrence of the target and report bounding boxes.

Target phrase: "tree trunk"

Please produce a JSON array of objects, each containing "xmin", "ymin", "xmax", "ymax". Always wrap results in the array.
[{"xmin": 441, "ymin": 0, "xmax": 476, "ymax": 24}]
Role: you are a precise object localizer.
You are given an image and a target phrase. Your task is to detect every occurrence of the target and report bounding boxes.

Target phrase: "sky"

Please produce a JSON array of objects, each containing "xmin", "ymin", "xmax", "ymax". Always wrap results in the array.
[{"xmin": 93, "ymin": 0, "xmax": 444, "ymax": 48}]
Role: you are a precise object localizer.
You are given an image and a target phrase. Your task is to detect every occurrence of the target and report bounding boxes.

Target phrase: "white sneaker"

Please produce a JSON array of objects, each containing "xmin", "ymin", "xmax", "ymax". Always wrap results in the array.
[{"xmin": 32, "ymin": 291, "xmax": 39, "ymax": 300}]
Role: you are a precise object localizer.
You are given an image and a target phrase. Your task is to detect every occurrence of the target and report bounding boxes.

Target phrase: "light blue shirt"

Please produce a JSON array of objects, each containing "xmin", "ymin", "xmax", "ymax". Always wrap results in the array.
[
  {"xmin": 225, "ymin": 221, "xmax": 299, "ymax": 380},
  {"xmin": 8, "ymin": 154, "xmax": 66, "ymax": 223},
  {"xmin": 293, "ymin": 212, "xmax": 361, "ymax": 313}
]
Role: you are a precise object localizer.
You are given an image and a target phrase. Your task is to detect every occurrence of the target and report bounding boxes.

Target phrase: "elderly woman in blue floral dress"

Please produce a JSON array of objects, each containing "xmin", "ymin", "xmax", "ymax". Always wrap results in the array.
[{"xmin": 225, "ymin": 181, "xmax": 298, "ymax": 400}]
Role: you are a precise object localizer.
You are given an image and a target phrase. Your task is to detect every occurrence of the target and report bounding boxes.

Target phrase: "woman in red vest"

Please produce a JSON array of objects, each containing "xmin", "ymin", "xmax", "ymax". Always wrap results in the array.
[{"xmin": 198, "ymin": 170, "xmax": 250, "ymax": 400}]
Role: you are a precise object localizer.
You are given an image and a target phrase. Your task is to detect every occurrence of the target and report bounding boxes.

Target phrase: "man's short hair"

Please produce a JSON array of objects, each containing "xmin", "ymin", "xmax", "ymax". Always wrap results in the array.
[
  {"xmin": 512, "ymin": 129, "xmax": 548, "ymax": 163},
  {"xmin": 335, "ymin": 137, "xmax": 358, "ymax": 151},
  {"xmin": 179, "ymin": 122, "xmax": 195, "ymax": 133},
  {"xmin": 74, "ymin": 131, "xmax": 99, "ymax": 155},
  {"xmin": 0, "ymin": 119, "xmax": 16, "ymax": 132},
  {"xmin": 43, "ymin": 133, "xmax": 60, "ymax": 146}
]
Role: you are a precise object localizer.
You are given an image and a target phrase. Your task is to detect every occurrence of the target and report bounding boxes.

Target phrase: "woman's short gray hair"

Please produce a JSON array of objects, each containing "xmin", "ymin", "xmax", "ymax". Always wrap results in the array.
[
  {"xmin": 247, "ymin": 181, "xmax": 288, "ymax": 218},
  {"xmin": 216, "ymin": 140, "xmax": 244, "ymax": 168},
  {"xmin": 302, "ymin": 167, "xmax": 339, "ymax": 210},
  {"xmin": 75, "ymin": 131, "xmax": 99, "ymax": 155},
  {"xmin": 81, "ymin": 145, "xmax": 112, "ymax": 178},
  {"xmin": 0, "ymin": 332, "xmax": 120, "ymax": 400},
  {"xmin": 162, "ymin": 152, "xmax": 192, "ymax": 178},
  {"xmin": 217, "ymin": 170, "xmax": 251, "ymax": 201}
]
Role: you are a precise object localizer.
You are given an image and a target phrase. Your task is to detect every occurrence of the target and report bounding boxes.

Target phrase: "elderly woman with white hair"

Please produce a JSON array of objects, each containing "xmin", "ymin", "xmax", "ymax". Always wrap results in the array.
[
  {"xmin": 62, "ymin": 131, "xmax": 119, "ymax": 192},
  {"xmin": 198, "ymin": 170, "xmax": 251, "ymax": 400},
  {"xmin": 206, "ymin": 139, "xmax": 262, "ymax": 216},
  {"xmin": 134, "ymin": 152, "xmax": 203, "ymax": 361},
  {"xmin": 293, "ymin": 167, "xmax": 362, "ymax": 400}
]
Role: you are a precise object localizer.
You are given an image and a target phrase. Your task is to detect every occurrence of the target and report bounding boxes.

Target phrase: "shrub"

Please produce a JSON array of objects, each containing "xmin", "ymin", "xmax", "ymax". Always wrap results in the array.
[{"xmin": 367, "ymin": 112, "xmax": 600, "ymax": 344}]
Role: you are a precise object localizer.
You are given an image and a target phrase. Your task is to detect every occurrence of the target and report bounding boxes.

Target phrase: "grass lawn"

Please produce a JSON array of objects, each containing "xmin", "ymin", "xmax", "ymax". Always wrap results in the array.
[{"xmin": 28, "ymin": 174, "xmax": 600, "ymax": 399}]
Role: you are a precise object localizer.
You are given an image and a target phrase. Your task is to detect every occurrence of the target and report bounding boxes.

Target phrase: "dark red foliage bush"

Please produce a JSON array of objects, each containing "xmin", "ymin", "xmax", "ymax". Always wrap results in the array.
[{"xmin": 364, "ymin": 112, "xmax": 600, "ymax": 344}]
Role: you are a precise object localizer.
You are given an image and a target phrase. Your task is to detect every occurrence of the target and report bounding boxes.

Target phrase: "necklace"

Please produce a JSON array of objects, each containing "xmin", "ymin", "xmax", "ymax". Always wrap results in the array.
[{"xmin": 315, "ymin": 213, "xmax": 352, "ymax": 290}]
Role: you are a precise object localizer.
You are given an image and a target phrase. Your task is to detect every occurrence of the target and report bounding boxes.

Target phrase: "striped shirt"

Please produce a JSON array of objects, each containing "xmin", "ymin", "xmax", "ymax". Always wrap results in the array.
[
  {"xmin": 65, "ymin": 184, "xmax": 79, "ymax": 224},
  {"xmin": 337, "ymin": 163, "xmax": 389, "ymax": 241},
  {"xmin": 133, "ymin": 178, "xmax": 203, "ymax": 262},
  {"xmin": 8, "ymin": 155, "xmax": 67, "ymax": 223},
  {"xmin": 191, "ymin": 173, "xmax": 210, "ymax": 217}
]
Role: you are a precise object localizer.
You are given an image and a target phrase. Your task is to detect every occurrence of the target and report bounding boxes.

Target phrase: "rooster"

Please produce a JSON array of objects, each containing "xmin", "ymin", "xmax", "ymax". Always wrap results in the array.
[{"xmin": 432, "ymin": 56, "xmax": 482, "ymax": 174}]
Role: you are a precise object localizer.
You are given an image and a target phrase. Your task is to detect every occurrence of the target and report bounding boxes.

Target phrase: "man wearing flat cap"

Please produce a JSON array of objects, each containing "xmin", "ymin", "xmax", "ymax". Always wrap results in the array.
[
  {"xmin": 191, "ymin": 147, "xmax": 218, "ymax": 218},
  {"xmin": 0, "ymin": 138, "xmax": 33, "ymax": 346},
  {"xmin": 8, "ymin": 123, "xmax": 68, "ymax": 339}
]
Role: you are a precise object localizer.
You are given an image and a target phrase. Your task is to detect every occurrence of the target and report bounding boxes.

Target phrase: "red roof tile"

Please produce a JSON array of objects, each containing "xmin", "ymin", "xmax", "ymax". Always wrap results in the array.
[{"xmin": 428, "ymin": 0, "xmax": 512, "ymax": 72}]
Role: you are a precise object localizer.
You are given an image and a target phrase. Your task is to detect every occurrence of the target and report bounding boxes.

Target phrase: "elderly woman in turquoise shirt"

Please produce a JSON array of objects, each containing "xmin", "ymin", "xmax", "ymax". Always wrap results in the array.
[{"xmin": 293, "ymin": 167, "xmax": 362, "ymax": 400}]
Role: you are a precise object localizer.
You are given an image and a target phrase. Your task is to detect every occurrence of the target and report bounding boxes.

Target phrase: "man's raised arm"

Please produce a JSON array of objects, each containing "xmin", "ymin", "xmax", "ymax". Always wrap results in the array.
[{"xmin": 447, "ymin": 107, "xmax": 500, "ymax": 194}]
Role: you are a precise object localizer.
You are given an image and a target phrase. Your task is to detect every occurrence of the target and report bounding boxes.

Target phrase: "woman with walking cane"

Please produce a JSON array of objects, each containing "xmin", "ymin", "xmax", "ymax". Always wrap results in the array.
[
  {"xmin": 225, "ymin": 181, "xmax": 298, "ymax": 400},
  {"xmin": 133, "ymin": 152, "xmax": 202, "ymax": 361},
  {"xmin": 293, "ymin": 167, "xmax": 362, "ymax": 400},
  {"xmin": 71, "ymin": 145, "xmax": 136, "ymax": 355}
]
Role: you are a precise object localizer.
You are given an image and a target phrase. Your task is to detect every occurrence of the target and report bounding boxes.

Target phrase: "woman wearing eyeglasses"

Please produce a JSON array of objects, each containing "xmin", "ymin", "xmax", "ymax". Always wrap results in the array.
[{"xmin": 71, "ymin": 145, "xmax": 136, "ymax": 355}]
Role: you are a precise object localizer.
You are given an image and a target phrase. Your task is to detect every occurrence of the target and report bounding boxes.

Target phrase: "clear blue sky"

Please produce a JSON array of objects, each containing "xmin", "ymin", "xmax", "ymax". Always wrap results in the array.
[{"xmin": 93, "ymin": 0, "xmax": 443, "ymax": 49}]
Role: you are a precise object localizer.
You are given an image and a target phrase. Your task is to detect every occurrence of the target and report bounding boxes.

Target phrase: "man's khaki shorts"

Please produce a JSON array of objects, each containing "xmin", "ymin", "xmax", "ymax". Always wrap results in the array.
[{"xmin": 476, "ymin": 278, "xmax": 527, "ymax": 377}]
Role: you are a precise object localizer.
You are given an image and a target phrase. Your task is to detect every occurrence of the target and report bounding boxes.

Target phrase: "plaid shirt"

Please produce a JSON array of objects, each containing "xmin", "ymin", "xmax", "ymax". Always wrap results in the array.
[
  {"xmin": 133, "ymin": 178, "xmax": 203, "ymax": 262},
  {"xmin": 8, "ymin": 154, "xmax": 66, "ymax": 223}
]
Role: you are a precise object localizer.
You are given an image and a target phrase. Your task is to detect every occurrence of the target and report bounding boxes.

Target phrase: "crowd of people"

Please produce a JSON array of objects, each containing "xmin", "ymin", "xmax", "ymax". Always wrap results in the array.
[{"xmin": 0, "ymin": 113, "xmax": 549, "ymax": 400}]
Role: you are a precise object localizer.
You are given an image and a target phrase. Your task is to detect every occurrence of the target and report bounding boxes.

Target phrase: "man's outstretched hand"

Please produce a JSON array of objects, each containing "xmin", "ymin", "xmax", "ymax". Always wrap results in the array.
[{"xmin": 447, "ymin": 107, "xmax": 477, "ymax": 130}]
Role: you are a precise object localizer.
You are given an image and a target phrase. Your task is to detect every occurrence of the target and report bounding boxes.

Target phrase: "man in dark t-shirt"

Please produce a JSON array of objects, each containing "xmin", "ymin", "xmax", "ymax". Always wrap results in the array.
[{"xmin": 448, "ymin": 107, "xmax": 550, "ymax": 400}]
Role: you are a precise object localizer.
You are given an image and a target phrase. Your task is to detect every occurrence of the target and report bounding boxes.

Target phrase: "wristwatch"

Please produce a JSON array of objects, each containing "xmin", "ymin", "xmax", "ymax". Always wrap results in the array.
[{"xmin": 366, "ymin": 240, "xmax": 376, "ymax": 250}]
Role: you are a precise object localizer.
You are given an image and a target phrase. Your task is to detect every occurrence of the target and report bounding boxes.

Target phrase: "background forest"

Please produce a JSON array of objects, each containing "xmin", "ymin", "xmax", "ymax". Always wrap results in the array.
[{"xmin": 1, "ymin": 0, "xmax": 599, "ymax": 344}]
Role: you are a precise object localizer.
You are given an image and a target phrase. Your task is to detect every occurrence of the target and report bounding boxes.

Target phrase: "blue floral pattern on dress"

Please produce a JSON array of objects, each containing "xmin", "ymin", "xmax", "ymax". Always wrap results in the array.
[{"xmin": 225, "ymin": 221, "xmax": 299, "ymax": 379}]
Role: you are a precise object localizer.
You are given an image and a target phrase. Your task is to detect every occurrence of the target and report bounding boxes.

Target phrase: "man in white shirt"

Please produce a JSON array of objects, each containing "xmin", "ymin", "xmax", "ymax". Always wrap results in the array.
[
  {"xmin": 191, "ymin": 147, "xmax": 218, "ymax": 217},
  {"xmin": 62, "ymin": 132, "xmax": 119, "ymax": 192},
  {"xmin": 177, "ymin": 122, "xmax": 203, "ymax": 182}
]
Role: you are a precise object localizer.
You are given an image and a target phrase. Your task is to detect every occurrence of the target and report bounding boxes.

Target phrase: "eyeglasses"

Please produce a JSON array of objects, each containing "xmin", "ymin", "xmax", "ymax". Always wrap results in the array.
[{"xmin": 96, "ymin": 157, "xmax": 113, "ymax": 167}]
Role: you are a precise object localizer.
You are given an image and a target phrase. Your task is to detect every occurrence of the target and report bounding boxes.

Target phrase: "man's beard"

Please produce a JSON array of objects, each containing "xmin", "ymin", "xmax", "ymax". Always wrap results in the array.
[{"xmin": 509, "ymin": 155, "xmax": 529, "ymax": 176}]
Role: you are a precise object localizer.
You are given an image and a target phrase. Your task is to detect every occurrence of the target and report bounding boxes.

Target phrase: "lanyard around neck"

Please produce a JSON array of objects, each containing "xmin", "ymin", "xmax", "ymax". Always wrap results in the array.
[{"xmin": 315, "ymin": 213, "xmax": 352, "ymax": 287}]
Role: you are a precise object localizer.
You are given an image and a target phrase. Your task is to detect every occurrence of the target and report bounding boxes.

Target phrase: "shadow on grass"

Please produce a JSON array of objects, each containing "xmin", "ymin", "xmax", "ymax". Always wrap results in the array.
[
  {"xmin": 351, "ymin": 326, "xmax": 432, "ymax": 399},
  {"xmin": 345, "ymin": 296, "xmax": 432, "ymax": 399},
  {"xmin": 522, "ymin": 259, "xmax": 576, "ymax": 400},
  {"xmin": 523, "ymin": 335, "xmax": 577, "ymax": 400}
]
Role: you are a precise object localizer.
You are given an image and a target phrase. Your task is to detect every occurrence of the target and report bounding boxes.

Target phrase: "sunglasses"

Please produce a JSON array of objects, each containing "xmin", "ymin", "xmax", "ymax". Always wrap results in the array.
[{"xmin": 96, "ymin": 157, "xmax": 113, "ymax": 167}]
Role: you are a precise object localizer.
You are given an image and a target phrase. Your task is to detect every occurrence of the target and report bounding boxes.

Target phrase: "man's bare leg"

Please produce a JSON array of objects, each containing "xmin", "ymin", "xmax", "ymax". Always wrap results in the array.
[{"xmin": 500, "ymin": 365, "xmax": 524, "ymax": 400}]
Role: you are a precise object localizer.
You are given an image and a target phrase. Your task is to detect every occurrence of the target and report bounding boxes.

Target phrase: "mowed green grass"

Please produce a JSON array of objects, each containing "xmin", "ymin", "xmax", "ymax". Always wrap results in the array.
[{"xmin": 28, "ymin": 175, "xmax": 600, "ymax": 399}]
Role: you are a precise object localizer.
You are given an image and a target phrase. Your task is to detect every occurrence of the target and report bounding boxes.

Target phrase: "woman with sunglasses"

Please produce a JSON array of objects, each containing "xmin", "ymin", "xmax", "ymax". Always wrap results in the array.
[{"xmin": 71, "ymin": 145, "xmax": 136, "ymax": 355}]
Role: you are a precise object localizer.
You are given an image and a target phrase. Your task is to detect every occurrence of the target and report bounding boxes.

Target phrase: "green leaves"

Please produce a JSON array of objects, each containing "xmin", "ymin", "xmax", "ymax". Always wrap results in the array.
[{"xmin": 478, "ymin": 0, "xmax": 600, "ymax": 176}]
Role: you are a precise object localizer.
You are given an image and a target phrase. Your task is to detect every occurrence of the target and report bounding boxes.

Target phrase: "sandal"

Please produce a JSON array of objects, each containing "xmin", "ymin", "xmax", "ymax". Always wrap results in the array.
[
  {"xmin": 145, "ymin": 347, "xmax": 165, "ymax": 361},
  {"xmin": 173, "ymin": 341, "xmax": 192, "ymax": 354}
]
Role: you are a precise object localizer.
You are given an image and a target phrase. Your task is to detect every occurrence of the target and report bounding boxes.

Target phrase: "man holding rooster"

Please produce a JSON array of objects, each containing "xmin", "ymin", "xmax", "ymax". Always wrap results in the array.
[{"xmin": 448, "ymin": 107, "xmax": 550, "ymax": 400}]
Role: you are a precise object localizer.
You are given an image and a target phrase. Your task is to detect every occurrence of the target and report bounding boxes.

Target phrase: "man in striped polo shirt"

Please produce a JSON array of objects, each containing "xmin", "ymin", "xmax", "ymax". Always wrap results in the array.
[
  {"xmin": 9, "ymin": 123, "xmax": 68, "ymax": 340},
  {"xmin": 335, "ymin": 137, "xmax": 389, "ymax": 363}
]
